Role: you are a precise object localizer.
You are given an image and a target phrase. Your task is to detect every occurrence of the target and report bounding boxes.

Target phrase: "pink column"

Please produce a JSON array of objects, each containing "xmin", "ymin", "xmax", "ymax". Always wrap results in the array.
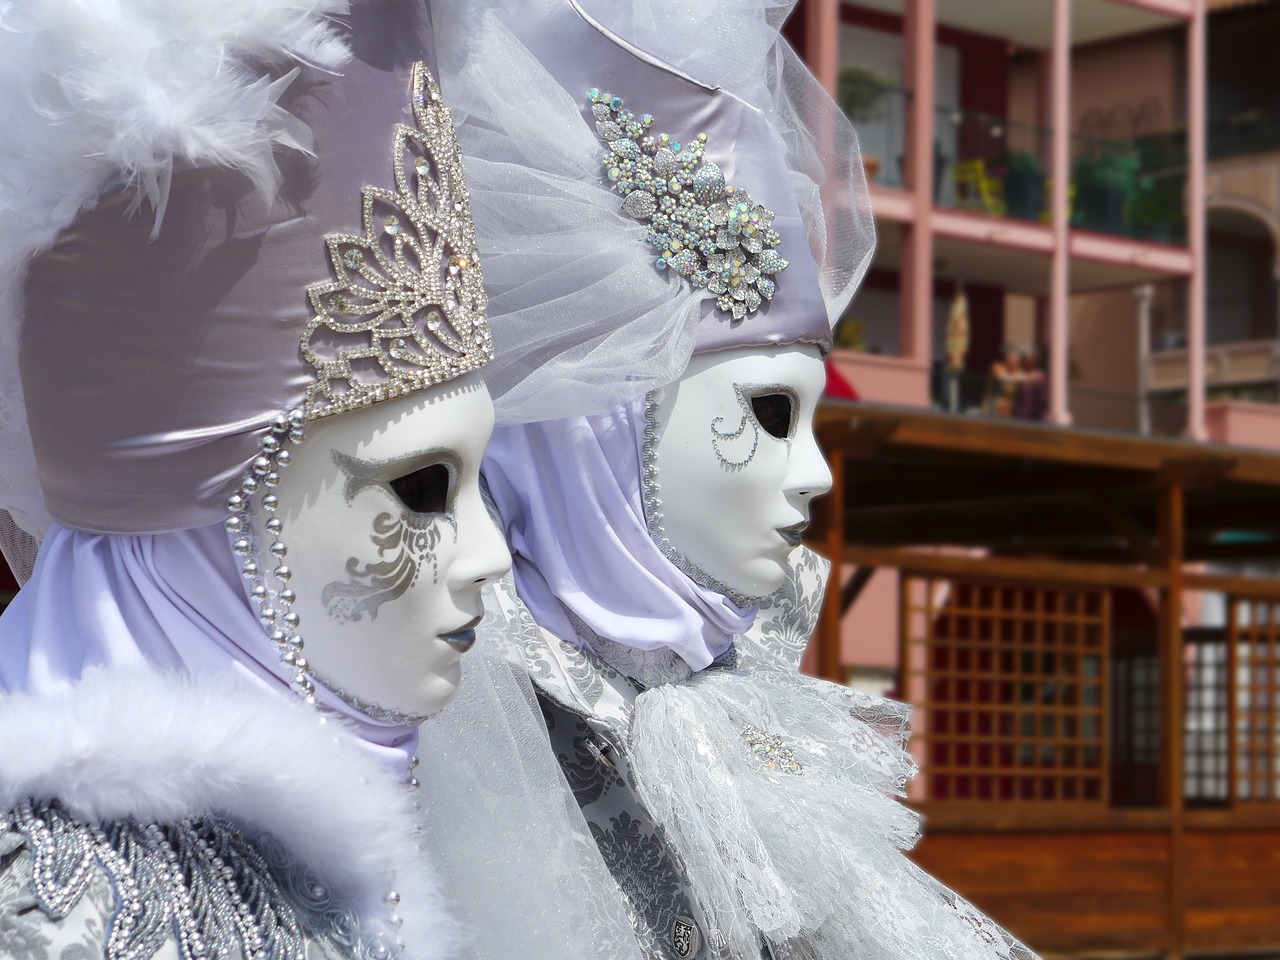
[
  {"xmin": 1186, "ymin": 0, "xmax": 1208, "ymax": 441},
  {"xmin": 1047, "ymin": 0, "xmax": 1072, "ymax": 426},
  {"xmin": 805, "ymin": 0, "xmax": 840, "ymax": 95},
  {"xmin": 901, "ymin": 0, "xmax": 936, "ymax": 368}
]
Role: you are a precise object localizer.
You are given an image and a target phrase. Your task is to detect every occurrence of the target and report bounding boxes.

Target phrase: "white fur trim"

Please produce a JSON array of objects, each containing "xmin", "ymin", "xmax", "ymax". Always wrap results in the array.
[
  {"xmin": 0, "ymin": 0, "xmax": 350, "ymax": 247},
  {"xmin": 0, "ymin": 668, "xmax": 455, "ymax": 960}
]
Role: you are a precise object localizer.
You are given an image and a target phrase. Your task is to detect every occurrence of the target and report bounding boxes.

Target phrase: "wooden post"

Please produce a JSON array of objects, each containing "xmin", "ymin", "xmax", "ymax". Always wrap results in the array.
[
  {"xmin": 820, "ymin": 450, "xmax": 846, "ymax": 684},
  {"xmin": 1158, "ymin": 482, "xmax": 1186, "ymax": 959}
]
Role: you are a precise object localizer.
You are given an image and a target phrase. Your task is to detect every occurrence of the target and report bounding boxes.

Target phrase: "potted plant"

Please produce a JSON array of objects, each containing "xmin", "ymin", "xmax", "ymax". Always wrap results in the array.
[
  {"xmin": 1074, "ymin": 149, "xmax": 1140, "ymax": 233},
  {"xmin": 837, "ymin": 64, "xmax": 893, "ymax": 183},
  {"xmin": 1127, "ymin": 174, "xmax": 1185, "ymax": 244},
  {"xmin": 1001, "ymin": 150, "xmax": 1045, "ymax": 221}
]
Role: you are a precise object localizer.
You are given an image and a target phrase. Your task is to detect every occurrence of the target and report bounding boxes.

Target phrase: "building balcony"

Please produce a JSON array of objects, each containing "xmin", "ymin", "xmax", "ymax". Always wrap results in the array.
[{"xmin": 1147, "ymin": 338, "xmax": 1280, "ymax": 450}]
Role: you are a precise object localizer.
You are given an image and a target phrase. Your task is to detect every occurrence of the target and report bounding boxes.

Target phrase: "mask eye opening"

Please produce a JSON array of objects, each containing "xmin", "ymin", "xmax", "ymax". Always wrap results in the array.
[
  {"xmin": 389, "ymin": 462, "xmax": 452, "ymax": 515},
  {"xmin": 749, "ymin": 392, "xmax": 795, "ymax": 441}
]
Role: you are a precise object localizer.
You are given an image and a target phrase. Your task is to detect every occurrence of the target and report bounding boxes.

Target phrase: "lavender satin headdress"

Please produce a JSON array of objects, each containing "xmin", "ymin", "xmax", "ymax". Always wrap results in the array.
[{"xmin": 10, "ymin": 28, "xmax": 489, "ymax": 545}]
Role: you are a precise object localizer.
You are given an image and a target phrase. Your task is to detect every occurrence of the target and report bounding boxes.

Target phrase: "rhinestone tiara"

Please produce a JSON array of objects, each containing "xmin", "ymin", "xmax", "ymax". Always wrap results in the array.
[
  {"xmin": 588, "ymin": 88, "xmax": 788, "ymax": 322},
  {"xmin": 302, "ymin": 62, "xmax": 493, "ymax": 420}
]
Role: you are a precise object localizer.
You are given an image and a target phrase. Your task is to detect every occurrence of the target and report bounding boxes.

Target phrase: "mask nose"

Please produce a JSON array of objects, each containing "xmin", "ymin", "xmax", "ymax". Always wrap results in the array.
[
  {"xmin": 449, "ymin": 489, "xmax": 512, "ymax": 588},
  {"xmin": 784, "ymin": 428, "xmax": 833, "ymax": 506}
]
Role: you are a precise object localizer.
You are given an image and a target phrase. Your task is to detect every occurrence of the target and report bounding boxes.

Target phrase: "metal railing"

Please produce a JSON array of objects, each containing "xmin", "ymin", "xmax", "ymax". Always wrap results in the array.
[
  {"xmin": 920, "ymin": 368, "xmax": 1190, "ymax": 438},
  {"xmin": 841, "ymin": 89, "xmax": 1188, "ymax": 244}
]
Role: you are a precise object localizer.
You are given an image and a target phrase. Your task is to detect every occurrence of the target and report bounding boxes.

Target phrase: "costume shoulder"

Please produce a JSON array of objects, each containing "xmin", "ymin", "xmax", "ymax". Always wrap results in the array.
[
  {"xmin": 0, "ymin": 798, "xmax": 352, "ymax": 960},
  {"xmin": 0, "ymin": 669, "xmax": 453, "ymax": 960}
]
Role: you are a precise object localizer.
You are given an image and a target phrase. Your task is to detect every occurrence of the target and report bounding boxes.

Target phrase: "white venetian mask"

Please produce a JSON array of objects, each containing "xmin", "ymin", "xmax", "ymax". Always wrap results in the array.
[
  {"xmin": 646, "ymin": 344, "xmax": 831, "ymax": 602},
  {"xmin": 261, "ymin": 373, "xmax": 511, "ymax": 721}
]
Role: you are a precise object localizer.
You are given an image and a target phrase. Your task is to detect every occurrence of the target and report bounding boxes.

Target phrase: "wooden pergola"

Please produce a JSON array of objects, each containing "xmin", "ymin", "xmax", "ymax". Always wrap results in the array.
[{"xmin": 809, "ymin": 400, "xmax": 1280, "ymax": 960}]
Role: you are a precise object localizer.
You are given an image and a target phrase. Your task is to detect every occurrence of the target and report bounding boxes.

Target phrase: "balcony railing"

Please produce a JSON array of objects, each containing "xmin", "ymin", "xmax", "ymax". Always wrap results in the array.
[
  {"xmin": 1071, "ymin": 136, "xmax": 1187, "ymax": 245},
  {"xmin": 1209, "ymin": 112, "xmax": 1280, "ymax": 162},
  {"xmin": 842, "ymin": 88, "xmax": 1188, "ymax": 245},
  {"xmin": 934, "ymin": 106, "xmax": 1052, "ymax": 221},
  {"xmin": 917, "ymin": 367, "xmax": 1189, "ymax": 438}
]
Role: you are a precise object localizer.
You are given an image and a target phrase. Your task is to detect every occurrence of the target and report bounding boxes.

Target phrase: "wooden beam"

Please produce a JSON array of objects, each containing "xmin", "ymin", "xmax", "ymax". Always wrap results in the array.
[
  {"xmin": 841, "ymin": 544, "xmax": 1168, "ymax": 590},
  {"xmin": 817, "ymin": 415, "xmax": 900, "ymax": 457},
  {"xmin": 816, "ymin": 402, "xmax": 1280, "ymax": 487},
  {"xmin": 841, "ymin": 565, "xmax": 876, "ymax": 614},
  {"xmin": 1157, "ymin": 454, "xmax": 1237, "ymax": 490},
  {"xmin": 1185, "ymin": 572, "xmax": 1280, "ymax": 602},
  {"xmin": 1157, "ymin": 482, "xmax": 1186, "ymax": 959}
]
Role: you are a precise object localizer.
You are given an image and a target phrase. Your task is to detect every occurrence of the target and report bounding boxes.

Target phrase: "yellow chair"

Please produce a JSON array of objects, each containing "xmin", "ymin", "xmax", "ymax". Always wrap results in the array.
[
  {"xmin": 953, "ymin": 159, "xmax": 1006, "ymax": 217},
  {"xmin": 1038, "ymin": 180, "xmax": 1077, "ymax": 224}
]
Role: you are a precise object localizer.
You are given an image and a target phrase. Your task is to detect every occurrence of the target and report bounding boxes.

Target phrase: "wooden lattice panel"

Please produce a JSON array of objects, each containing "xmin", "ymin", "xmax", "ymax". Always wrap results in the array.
[
  {"xmin": 1230, "ymin": 598, "xmax": 1280, "ymax": 803},
  {"xmin": 1183, "ymin": 634, "xmax": 1229, "ymax": 804},
  {"xmin": 901, "ymin": 576, "xmax": 1110, "ymax": 803}
]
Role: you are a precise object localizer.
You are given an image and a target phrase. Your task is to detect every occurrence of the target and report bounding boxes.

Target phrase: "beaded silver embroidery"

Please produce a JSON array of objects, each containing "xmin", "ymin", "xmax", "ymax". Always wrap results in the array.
[
  {"xmin": 5, "ymin": 798, "xmax": 399, "ymax": 960},
  {"xmin": 710, "ymin": 390, "xmax": 761, "ymax": 470},
  {"xmin": 587, "ymin": 88, "xmax": 787, "ymax": 321},
  {"xmin": 303, "ymin": 61, "xmax": 492, "ymax": 420}
]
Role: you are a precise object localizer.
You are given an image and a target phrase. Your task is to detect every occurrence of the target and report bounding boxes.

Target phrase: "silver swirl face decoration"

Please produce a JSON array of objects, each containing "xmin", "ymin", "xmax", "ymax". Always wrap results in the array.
[
  {"xmin": 709, "ymin": 387, "xmax": 761, "ymax": 469},
  {"xmin": 644, "ymin": 381, "xmax": 802, "ymax": 607},
  {"xmin": 320, "ymin": 448, "xmax": 460, "ymax": 626},
  {"xmin": 709, "ymin": 383, "xmax": 798, "ymax": 470},
  {"xmin": 322, "ymin": 511, "xmax": 458, "ymax": 624}
]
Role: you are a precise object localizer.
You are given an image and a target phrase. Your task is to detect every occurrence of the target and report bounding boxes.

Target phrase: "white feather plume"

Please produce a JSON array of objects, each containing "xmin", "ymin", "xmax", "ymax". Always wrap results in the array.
[
  {"xmin": 0, "ymin": 667, "xmax": 455, "ymax": 960},
  {"xmin": 0, "ymin": 0, "xmax": 352, "ymax": 563}
]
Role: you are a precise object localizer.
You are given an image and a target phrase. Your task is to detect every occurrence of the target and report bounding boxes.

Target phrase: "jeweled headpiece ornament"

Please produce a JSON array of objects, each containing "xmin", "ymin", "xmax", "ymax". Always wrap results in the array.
[
  {"xmin": 304, "ymin": 63, "xmax": 492, "ymax": 420},
  {"xmin": 589, "ymin": 89, "xmax": 787, "ymax": 320}
]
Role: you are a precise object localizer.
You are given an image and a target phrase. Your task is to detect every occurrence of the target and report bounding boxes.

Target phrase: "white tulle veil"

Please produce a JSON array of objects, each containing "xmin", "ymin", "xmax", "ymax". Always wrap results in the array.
[
  {"xmin": 430, "ymin": 0, "xmax": 874, "ymax": 426},
  {"xmin": 417, "ymin": 576, "xmax": 647, "ymax": 960}
]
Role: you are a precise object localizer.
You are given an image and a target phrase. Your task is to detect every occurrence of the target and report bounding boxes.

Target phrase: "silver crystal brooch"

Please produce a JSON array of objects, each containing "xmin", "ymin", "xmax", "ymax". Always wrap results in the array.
[
  {"xmin": 588, "ymin": 88, "xmax": 787, "ymax": 321},
  {"xmin": 741, "ymin": 722, "xmax": 804, "ymax": 776}
]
